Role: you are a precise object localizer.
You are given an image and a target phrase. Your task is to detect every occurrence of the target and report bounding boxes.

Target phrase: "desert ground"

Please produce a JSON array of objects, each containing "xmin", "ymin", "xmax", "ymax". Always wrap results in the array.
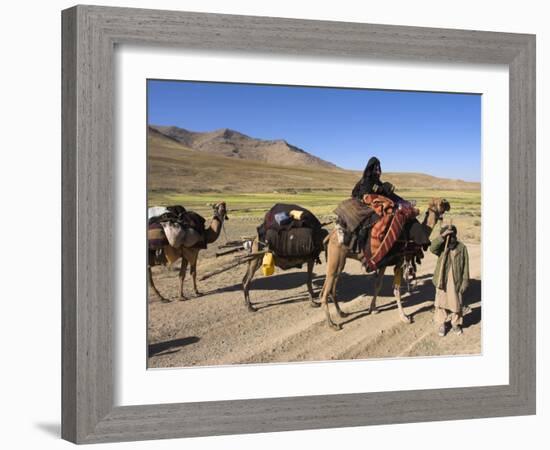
[
  {"xmin": 147, "ymin": 129, "xmax": 482, "ymax": 368},
  {"xmin": 148, "ymin": 218, "xmax": 481, "ymax": 368}
]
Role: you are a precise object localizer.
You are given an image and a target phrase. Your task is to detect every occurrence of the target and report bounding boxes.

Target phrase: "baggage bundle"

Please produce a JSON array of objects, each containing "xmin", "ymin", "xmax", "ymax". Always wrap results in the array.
[
  {"xmin": 258, "ymin": 203, "xmax": 325, "ymax": 258},
  {"xmin": 334, "ymin": 194, "xmax": 422, "ymax": 272},
  {"xmin": 148, "ymin": 205, "xmax": 207, "ymax": 250},
  {"xmin": 264, "ymin": 227, "xmax": 316, "ymax": 257}
]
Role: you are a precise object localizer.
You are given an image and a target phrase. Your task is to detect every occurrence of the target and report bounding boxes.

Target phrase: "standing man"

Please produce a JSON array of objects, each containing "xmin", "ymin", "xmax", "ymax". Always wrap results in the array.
[{"xmin": 430, "ymin": 225, "xmax": 470, "ymax": 336}]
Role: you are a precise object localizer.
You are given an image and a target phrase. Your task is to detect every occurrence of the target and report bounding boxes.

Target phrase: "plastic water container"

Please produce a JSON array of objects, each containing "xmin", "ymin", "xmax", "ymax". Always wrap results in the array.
[
  {"xmin": 261, "ymin": 252, "xmax": 275, "ymax": 276},
  {"xmin": 274, "ymin": 211, "xmax": 292, "ymax": 226}
]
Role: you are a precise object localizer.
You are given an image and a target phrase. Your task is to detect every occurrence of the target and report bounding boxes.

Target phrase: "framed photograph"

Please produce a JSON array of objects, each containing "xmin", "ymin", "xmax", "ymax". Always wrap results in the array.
[{"xmin": 62, "ymin": 5, "xmax": 535, "ymax": 444}]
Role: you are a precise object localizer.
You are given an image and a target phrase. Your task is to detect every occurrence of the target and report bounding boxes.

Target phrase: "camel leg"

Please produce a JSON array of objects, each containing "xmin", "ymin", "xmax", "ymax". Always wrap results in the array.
[
  {"xmin": 319, "ymin": 275, "xmax": 341, "ymax": 330},
  {"xmin": 330, "ymin": 252, "xmax": 348, "ymax": 319},
  {"xmin": 242, "ymin": 239, "xmax": 263, "ymax": 312},
  {"xmin": 242, "ymin": 256, "xmax": 262, "ymax": 312},
  {"xmin": 368, "ymin": 266, "xmax": 386, "ymax": 314},
  {"xmin": 330, "ymin": 278, "xmax": 348, "ymax": 318},
  {"xmin": 190, "ymin": 262, "xmax": 202, "ymax": 297},
  {"xmin": 320, "ymin": 234, "xmax": 345, "ymax": 330},
  {"xmin": 306, "ymin": 259, "xmax": 319, "ymax": 307},
  {"xmin": 181, "ymin": 248, "xmax": 202, "ymax": 298},
  {"xmin": 149, "ymin": 266, "xmax": 171, "ymax": 303},
  {"xmin": 178, "ymin": 258, "xmax": 189, "ymax": 301},
  {"xmin": 393, "ymin": 264, "xmax": 411, "ymax": 323}
]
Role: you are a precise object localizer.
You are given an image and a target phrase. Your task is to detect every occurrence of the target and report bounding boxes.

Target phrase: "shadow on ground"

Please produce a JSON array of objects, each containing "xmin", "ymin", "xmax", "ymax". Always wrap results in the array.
[
  {"xmin": 148, "ymin": 336, "xmax": 200, "ymax": 357},
  {"xmin": 330, "ymin": 275, "xmax": 481, "ymax": 328},
  {"xmin": 201, "ymin": 268, "xmax": 482, "ymax": 326}
]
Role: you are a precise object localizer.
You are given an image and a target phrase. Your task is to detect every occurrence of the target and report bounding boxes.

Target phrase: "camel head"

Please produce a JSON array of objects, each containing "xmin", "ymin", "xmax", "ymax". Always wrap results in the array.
[
  {"xmin": 428, "ymin": 197, "xmax": 451, "ymax": 222},
  {"xmin": 212, "ymin": 201, "xmax": 229, "ymax": 222},
  {"xmin": 422, "ymin": 198, "xmax": 451, "ymax": 232}
]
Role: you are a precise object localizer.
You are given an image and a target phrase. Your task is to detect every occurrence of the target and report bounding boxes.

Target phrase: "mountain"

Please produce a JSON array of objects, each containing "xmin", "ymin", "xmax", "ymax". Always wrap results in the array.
[
  {"xmin": 147, "ymin": 129, "xmax": 480, "ymax": 197},
  {"xmin": 149, "ymin": 125, "xmax": 340, "ymax": 170}
]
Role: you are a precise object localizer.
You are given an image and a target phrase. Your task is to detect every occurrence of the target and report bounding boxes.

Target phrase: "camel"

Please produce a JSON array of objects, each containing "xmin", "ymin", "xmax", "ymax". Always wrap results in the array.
[
  {"xmin": 242, "ymin": 206, "xmax": 328, "ymax": 312},
  {"xmin": 319, "ymin": 198, "xmax": 450, "ymax": 330},
  {"xmin": 148, "ymin": 202, "xmax": 228, "ymax": 302}
]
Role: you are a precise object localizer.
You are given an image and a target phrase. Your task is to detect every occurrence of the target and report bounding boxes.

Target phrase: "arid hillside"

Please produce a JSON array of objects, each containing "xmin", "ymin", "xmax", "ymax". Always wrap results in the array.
[
  {"xmin": 148, "ymin": 127, "xmax": 481, "ymax": 196},
  {"xmin": 150, "ymin": 125, "xmax": 340, "ymax": 170}
]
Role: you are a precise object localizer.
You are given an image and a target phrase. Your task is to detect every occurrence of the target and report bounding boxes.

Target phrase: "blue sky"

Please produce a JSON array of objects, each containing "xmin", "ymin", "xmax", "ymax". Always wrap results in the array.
[{"xmin": 148, "ymin": 80, "xmax": 481, "ymax": 181}]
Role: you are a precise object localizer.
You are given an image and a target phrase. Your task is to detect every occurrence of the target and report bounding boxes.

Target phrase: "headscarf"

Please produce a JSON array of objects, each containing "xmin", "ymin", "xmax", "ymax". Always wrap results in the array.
[
  {"xmin": 440, "ymin": 225, "xmax": 458, "ymax": 249},
  {"xmin": 436, "ymin": 224, "xmax": 459, "ymax": 290},
  {"xmin": 362, "ymin": 157, "xmax": 381, "ymax": 181}
]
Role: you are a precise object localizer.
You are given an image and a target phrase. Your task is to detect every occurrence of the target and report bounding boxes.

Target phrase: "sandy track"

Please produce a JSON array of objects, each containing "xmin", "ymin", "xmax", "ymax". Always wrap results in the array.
[{"xmin": 148, "ymin": 242, "xmax": 481, "ymax": 368}]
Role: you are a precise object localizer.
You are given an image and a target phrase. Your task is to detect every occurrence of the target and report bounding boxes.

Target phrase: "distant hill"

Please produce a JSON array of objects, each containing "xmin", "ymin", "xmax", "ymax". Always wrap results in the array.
[
  {"xmin": 149, "ymin": 125, "xmax": 340, "ymax": 170},
  {"xmin": 148, "ymin": 129, "xmax": 480, "ymax": 196},
  {"xmin": 382, "ymin": 172, "xmax": 480, "ymax": 191}
]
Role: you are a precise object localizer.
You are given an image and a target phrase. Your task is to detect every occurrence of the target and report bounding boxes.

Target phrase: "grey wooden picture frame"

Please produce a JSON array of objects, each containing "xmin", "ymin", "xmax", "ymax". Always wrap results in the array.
[{"xmin": 62, "ymin": 5, "xmax": 536, "ymax": 444}]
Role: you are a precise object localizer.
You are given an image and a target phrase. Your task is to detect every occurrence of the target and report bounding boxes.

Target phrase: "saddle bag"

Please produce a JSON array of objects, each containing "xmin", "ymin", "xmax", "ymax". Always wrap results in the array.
[
  {"xmin": 161, "ymin": 221, "xmax": 203, "ymax": 248},
  {"xmin": 265, "ymin": 227, "xmax": 316, "ymax": 257},
  {"xmin": 148, "ymin": 223, "xmax": 168, "ymax": 250}
]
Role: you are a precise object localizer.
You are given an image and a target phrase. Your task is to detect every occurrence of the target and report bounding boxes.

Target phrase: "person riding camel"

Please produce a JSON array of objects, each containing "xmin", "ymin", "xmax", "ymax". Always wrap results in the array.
[
  {"xmin": 352, "ymin": 156, "xmax": 431, "ymax": 248},
  {"xmin": 352, "ymin": 157, "xmax": 398, "ymax": 201}
]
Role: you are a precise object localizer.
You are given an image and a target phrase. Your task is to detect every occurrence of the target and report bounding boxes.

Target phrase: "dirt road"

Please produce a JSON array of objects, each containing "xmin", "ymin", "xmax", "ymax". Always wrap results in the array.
[{"xmin": 147, "ymin": 221, "xmax": 481, "ymax": 368}]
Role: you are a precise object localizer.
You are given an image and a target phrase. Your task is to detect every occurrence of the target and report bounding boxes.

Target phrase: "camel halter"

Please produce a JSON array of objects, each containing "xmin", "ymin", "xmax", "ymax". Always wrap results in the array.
[{"xmin": 425, "ymin": 206, "xmax": 443, "ymax": 223}]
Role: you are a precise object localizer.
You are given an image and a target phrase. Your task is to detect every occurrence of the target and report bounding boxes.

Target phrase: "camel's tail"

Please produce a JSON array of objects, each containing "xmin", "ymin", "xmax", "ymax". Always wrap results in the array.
[{"xmin": 322, "ymin": 230, "xmax": 333, "ymax": 263}]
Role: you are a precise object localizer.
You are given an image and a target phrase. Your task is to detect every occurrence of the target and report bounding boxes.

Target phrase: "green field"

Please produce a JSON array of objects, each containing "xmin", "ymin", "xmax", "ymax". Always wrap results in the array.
[
  {"xmin": 149, "ymin": 188, "xmax": 479, "ymax": 216},
  {"xmin": 149, "ymin": 188, "xmax": 481, "ymax": 243}
]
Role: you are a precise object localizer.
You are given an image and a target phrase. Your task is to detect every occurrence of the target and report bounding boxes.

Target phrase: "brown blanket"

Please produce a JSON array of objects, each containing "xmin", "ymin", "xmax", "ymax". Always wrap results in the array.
[{"xmin": 333, "ymin": 197, "xmax": 376, "ymax": 231}]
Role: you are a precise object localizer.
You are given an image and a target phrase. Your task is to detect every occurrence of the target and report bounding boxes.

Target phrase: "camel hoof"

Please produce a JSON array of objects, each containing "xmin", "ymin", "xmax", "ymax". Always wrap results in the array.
[
  {"xmin": 337, "ymin": 310, "xmax": 348, "ymax": 318},
  {"xmin": 178, "ymin": 296, "xmax": 189, "ymax": 302},
  {"xmin": 247, "ymin": 304, "xmax": 256, "ymax": 312},
  {"xmin": 161, "ymin": 297, "xmax": 172, "ymax": 303},
  {"xmin": 310, "ymin": 300, "xmax": 321, "ymax": 308},
  {"xmin": 330, "ymin": 323, "xmax": 342, "ymax": 331},
  {"xmin": 194, "ymin": 291, "xmax": 203, "ymax": 297},
  {"xmin": 401, "ymin": 315, "xmax": 411, "ymax": 324},
  {"xmin": 370, "ymin": 308, "xmax": 379, "ymax": 315}
]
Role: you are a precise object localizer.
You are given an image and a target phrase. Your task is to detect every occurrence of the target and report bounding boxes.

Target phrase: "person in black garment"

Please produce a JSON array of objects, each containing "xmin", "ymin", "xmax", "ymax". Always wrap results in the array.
[
  {"xmin": 352, "ymin": 157, "xmax": 398, "ymax": 201},
  {"xmin": 352, "ymin": 156, "xmax": 430, "ymax": 248}
]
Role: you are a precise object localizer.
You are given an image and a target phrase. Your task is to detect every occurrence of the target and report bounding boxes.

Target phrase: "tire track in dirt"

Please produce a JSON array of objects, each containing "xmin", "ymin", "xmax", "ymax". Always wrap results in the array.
[{"xmin": 148, "ymin": 243, "xmax": 481, "ymax": 368}]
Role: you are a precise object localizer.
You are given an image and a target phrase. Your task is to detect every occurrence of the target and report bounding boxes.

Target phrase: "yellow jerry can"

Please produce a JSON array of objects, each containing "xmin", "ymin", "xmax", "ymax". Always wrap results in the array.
[{"xmin": 261, "ymin": 252, "xmax": 275, "ymax": 276}]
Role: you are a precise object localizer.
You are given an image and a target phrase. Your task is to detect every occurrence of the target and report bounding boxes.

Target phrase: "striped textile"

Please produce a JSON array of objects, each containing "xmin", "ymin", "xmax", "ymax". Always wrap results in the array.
[
  {"xmin": 363, "ymin": 199, "xmax": 418, "ymax": 272},
  {"xmin": 148, "ymin": 222, "xmax": 168, "ymax": 250},
  {"xmin": 365, "ymin": 211, "xmax": 405, "ymax": 271}
]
